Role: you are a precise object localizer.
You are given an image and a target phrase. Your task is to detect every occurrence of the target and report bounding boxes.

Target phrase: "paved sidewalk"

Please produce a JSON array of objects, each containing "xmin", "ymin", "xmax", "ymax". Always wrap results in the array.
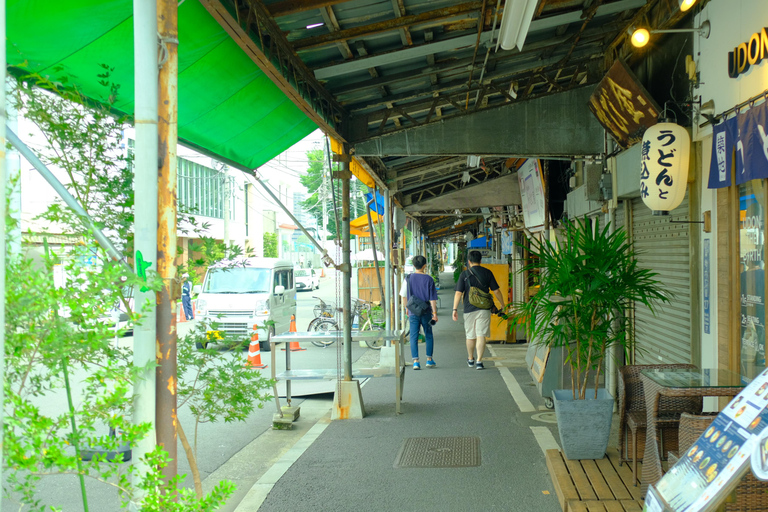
[{"xmin": 229, "ymin": 273, "xmax": 563, "ymax": 512}]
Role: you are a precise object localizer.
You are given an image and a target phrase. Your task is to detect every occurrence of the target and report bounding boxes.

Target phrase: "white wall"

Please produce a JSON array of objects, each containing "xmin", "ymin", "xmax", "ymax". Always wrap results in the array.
[
  {"xmin": 693, "ymin": 0, "xmax": 768, "ymax": 374},
  {"xmin": 694, "ymin": 0, "xmax": 768, "ymax": 142}
]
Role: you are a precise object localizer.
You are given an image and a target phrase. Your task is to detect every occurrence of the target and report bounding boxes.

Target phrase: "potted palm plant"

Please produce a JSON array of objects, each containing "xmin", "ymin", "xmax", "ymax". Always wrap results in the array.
[{"xmin": 507, "ymin": 217, "xmax": 669, "ymax": 459}]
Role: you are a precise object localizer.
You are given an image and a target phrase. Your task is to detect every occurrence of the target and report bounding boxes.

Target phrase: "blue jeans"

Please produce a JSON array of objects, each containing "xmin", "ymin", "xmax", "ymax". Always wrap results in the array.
[
  {"xmin": 182, "ymin": 295, "xmax": 194, "ymax": 320},
  {"xmin": 409, "ymin": 313, "xmax": 433, "ymax": 360}
]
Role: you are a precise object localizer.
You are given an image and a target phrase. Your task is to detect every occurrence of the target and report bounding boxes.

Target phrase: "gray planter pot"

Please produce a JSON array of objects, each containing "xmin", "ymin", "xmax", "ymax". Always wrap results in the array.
[{"xmin": 553, "ymin": 388, "xmax": 614, "ymax": 460}]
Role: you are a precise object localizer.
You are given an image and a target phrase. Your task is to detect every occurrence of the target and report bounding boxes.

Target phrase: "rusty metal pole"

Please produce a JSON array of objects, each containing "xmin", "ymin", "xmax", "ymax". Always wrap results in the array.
[
  {"xmin": 157, "ymin": 0, "xmax": 179, "ymax": 483},
  {"xmin": 341, "ymin": 160, "xmax": 352, "ymax": 381}
]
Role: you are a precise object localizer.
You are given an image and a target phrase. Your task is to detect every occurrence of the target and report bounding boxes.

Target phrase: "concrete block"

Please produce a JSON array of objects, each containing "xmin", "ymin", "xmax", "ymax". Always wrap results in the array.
[
  {"xmin": 280, "ymin": 406, "xmax": 300, "ymax": 422},
  {"xmin": 379, "ymin": 346, "xmax": 396, "ymax": 367},
  {"xmin": 272, "ymin": 414, "xmax": 293, "ymax": 430},
  {"xmin": 332, "ymin": 380, "xmax": 366, "ymax": 420}
]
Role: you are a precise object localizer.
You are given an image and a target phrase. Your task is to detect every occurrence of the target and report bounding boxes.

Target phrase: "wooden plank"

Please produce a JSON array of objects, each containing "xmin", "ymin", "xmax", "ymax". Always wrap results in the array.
[
  {"xmin": 607, "ymin": 449, "xmax": 643, "ymax": 501},
  {"xmin": 603, "ymin": 502, "xmax": 626, "ymax": 512},
  {"xmin": 566, "ymin": 502, "xmax": 589, "ymax": 512},
  {"xmin": 546, "ymin": 449, "xmax": 579, "ymax": 511},
  {"xmin": 565, "ymin": 460, "xmax": 598, "ymax": 500},
  {"xmin": 582, "ymin": 460, "xmax": 614, "ymax": 500},
  {"xmin": 620, "ymin": 500, "xmax": 643, "ymax": 511},
  {"xmin": 583, "ymin": 501, "xmax": 607, "ymax": 511},
  {"xmin": 595, "ymin": 457, "xmax": 632, "ymax": 500}
]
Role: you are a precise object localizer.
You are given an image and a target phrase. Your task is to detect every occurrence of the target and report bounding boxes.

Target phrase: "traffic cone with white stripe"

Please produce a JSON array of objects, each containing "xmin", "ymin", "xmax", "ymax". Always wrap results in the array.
[
  {"xmin": 283, "ymin": 314, "xmax": 306, "ymax": 352},
  {"xmin": 246, "ymin": 329, "xmax": 267, "ymax": 369}
]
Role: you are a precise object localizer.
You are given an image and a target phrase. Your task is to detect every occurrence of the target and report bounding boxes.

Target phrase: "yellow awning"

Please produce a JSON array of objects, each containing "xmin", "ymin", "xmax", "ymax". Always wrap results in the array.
[{"xmin": 350, "ymin": 211, "xmax": 380, "ymax": 236}]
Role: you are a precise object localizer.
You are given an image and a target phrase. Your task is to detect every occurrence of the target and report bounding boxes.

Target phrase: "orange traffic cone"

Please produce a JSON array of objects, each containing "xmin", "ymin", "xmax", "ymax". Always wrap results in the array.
[
  {"xmin": 282, "ymin": 314, "xmax": 306, "ymax": 351},
  {"xmin": 246, "ymin": 331, "xmax": 267, "ymax": 369},
  {"xmin": 179, "ymin": 304, "xmax": 187, "ymax": 323}
]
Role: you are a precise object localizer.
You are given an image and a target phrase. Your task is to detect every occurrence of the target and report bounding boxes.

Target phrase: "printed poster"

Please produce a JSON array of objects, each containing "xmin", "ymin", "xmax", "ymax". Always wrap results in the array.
[
  {"xmin": 644, "ymin": 368, "xmax": 768, "ymax": 512},
  {"xmin": 517, "ymin": 159, "xmax": 546, "ymax": 231}
]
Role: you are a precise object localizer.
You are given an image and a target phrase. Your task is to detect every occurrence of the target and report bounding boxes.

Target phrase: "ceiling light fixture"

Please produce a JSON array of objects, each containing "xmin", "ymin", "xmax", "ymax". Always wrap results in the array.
[
  {"xmin": 679, "ymin": 0, "xmax": 697, "ymax": 12},
  {"xmin": 306, "ymin": 22, "xmax": 324, "ymax": 29},
  {"xmin": 630, "ymin": 20, "xmax": 711, "ymax": 48},
  {"xmin": 497, "ymin": 0, "xmax": 539, "ymax": 52}
]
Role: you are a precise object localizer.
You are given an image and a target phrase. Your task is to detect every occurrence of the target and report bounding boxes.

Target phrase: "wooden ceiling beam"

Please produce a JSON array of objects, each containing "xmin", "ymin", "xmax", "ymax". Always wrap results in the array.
[
  {"xmin": 293, "ymin": 1, "xmax": 483, "ymax": 50},
  {"xmin": 267, "ymin": 0, "xmax": 353, "ymax": 17}
]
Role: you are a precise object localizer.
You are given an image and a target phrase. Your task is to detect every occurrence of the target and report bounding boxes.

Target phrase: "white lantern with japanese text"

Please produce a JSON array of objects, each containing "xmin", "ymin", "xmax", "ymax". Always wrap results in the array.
[{"xmin": 640, "ymin": 122, "xmax": 690, "ymax": 215}]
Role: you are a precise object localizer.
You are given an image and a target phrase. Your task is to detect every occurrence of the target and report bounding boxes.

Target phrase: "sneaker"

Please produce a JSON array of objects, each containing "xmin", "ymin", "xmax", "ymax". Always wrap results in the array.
[
  {"xmin": 467, "ymin": 359, "xmax": 475, "ymax": 367},
  {"xmin": 476, "ymin": 362, "xmax": 485, "ymax": 370},
  {"xmin": 412, "ymin": 361, "xmax": 421, "ymax": 370},
  {"xmin": 425, "ymin": 359, "xmax": 436, "ymax": 368}
]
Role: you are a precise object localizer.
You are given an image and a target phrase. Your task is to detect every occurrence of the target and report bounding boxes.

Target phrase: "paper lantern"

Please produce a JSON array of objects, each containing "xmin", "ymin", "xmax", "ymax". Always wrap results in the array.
[{"xmin": 640, "ymin": 122, "xmax": 690, "ymax": 215}]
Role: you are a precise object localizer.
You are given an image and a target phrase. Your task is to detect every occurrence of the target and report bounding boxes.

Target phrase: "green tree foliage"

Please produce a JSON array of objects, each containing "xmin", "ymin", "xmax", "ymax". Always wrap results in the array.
[
  {"xmin": 6, "ymin": 71, "xmax": 272, "ymax": 509},
  {"xmin": 299, "ymin": 148, "xmax": 367, "ymax": 239},
  {"xmin": 263, "ymin": 231, "xmax": 278, "ymax": 258}
]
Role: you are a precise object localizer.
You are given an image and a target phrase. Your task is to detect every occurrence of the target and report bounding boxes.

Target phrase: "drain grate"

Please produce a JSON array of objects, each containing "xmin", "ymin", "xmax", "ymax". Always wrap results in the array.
[{"xmin": 394, "ymin": 437, "xmax": 481, "ymax": 468}]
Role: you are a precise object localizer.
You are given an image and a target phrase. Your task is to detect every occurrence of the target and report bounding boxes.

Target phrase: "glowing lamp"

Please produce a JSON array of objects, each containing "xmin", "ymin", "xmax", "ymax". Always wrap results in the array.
[
  {"xmin": 631, "ymin": 28, "xmax": 650, "ymax": 48},
  {"xmin": 640, "ymin": 122, "xmax": 690, "ymax": 216}
]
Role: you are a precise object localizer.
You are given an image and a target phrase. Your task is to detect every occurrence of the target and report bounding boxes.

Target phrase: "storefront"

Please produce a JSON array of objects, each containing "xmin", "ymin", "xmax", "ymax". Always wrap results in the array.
[{"xmin": 694, "ymin": 0, "xmax": 768, "ymax": 382}]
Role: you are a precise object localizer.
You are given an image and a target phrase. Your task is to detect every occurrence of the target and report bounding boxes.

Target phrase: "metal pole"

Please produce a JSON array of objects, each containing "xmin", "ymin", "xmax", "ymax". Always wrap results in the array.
[
  {"xmin": 6, "ymin": 130, "xmax": 128, "ymax": 268},
  {"xmin": 157, "ymin": 0, "xmax": 179, "ymax": 483},
  {"xmin": 341, "ymin": 160, "xmax": 352, "ymax": 381},
  {"xmin": 0, "ymin": 2, "xmax": 7, "ymax": 506},
  {"xmin": 384, "ymin": 192, "xmax": 392, "ymax": 331},
  {"xmin": 132, "ymin": 0, "xmax": 159, "ymax": 490}
]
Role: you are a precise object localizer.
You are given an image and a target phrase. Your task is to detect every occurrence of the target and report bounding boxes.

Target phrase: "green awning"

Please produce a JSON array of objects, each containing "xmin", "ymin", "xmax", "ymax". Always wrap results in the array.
[{"xmin": 7, "ymin": 0, "xmax": 317, "ymax": 170}]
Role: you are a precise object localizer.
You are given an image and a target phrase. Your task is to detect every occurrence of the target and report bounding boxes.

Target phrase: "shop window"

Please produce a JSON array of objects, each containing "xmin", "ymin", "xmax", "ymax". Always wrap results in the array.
[{"xmin": 739, "ymin": 181, "xmax": 766, "ymax": 381}]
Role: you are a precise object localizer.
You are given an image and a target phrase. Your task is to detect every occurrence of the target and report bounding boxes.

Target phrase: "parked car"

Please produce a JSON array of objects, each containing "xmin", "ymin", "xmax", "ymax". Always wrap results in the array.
[
  {"xmin": 194, "ymin": 258, "xmax": 297, "ymax": 350},
  {"xmin": 295, "ymin": 268, "xmax": 320, "ymax": 291}
]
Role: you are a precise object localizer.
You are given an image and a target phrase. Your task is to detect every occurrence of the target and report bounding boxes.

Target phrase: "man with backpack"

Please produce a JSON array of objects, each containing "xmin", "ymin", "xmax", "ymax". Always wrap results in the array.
[
  {"xmin": 399, "ymin": 255, "xmax": 438, "ymax": 370},
  {"xmin": 452, "ymin": 250, "xmax": 505, "ymax": 370}
]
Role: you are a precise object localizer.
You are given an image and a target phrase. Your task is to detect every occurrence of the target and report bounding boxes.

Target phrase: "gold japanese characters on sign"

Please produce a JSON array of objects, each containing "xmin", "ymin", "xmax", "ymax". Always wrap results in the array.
[{"xmin": 588, "ymin": 60, "xmax": 660, "ymax": 149}]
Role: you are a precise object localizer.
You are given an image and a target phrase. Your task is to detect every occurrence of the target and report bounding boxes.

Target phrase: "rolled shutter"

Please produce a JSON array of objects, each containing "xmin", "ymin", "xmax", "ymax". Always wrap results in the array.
[{"xmin": 631, "ymin": 196, "xmax": 692, "ymax": 364}]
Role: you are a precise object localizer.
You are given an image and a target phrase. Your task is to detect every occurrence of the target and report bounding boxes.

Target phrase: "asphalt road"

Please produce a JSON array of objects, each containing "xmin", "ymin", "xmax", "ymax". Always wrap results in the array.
[{"xmin": 6, "ymin": 269, "xmax": 359, "ymax": 512}]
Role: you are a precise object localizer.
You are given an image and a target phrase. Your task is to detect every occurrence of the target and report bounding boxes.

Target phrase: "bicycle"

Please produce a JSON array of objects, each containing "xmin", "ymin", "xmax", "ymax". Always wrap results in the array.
[
  {"xmin": 308, "ymin": 296, "xmax": 340, "ymax": 347},
  {"xmin": 351, "ymin": 297, "xmax": 387, "ymax": 349}
]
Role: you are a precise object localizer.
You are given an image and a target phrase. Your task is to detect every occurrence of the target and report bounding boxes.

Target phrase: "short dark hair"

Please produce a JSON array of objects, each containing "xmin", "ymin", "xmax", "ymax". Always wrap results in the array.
[
  {"xmin": 412, "ymin": 255, "xmax": 427, "ymax": 270},
  {"xmin": 468, "ymin": 250, "xmax": 482, "ymax": 264}
]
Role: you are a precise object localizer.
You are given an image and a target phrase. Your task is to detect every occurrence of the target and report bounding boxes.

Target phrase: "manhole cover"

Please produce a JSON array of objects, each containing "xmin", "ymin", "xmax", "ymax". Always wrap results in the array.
[
  {"xmin": 394, "ymin": 437, "xmax": 481, "ymax": 468},
  {"xmin": 531, "ymin": 412, "xmax": 558, "ymax": 424}
]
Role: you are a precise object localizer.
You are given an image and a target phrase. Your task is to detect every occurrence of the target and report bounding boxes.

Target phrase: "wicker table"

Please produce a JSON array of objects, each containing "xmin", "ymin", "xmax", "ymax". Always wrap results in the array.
[{"xmin": 640, "ymin": 368, "xmax": 745, "ymax": 495}]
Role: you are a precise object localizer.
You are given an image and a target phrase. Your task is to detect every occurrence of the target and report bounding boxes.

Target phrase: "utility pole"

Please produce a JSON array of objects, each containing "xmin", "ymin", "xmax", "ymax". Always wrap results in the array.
[
  {"xmin": 321, "ymin": 159, "xmax": 329, "ymax": 243},
  {"xmin": 223, "ymin": 173, "xmax": 230, "ymax": 247},
  {"xmin": 157, "ymin": 0, "xmax": 179, "ymax": 484}
]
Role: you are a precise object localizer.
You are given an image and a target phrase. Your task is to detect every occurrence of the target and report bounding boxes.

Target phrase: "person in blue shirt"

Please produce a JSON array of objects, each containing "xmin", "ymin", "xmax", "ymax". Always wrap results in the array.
[
  {"xmin": 399, "ymin": 255, "xmax": 438, "ymax": 370},
  {"xmin": 181, "ymin": 273, "xmax": 194, "ymax": 320}
]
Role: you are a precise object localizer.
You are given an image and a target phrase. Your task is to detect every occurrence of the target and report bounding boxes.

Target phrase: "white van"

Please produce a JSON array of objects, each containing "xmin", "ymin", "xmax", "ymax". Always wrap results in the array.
[{"xmin": 194, "ymin": 258, "xmax": 296, "ymax": 350}]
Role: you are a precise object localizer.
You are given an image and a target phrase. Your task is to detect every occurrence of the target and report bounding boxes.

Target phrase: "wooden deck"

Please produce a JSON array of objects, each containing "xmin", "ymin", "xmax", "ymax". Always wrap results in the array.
[{"xmin": 545, "ymin": 448, "xmax": 644, "ymax": 512}]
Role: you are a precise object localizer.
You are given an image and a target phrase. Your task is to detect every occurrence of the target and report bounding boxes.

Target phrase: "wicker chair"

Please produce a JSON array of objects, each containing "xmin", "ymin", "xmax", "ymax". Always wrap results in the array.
[
  {"xmin": 617, "ymin": 364, "xmax": 702, "ymax": 485},
  {"xmin": 669, "ymin": 413, "xmax": 768, "ymax": 511}
]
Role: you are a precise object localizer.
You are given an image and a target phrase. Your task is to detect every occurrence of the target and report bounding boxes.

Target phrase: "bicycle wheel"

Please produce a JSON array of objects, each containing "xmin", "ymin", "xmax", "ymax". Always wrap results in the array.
[
  {"xmin": 310, "ymin": 318, "xmax": 340, "ymax": 346},
  {"xmin": 364, "ymin": 336, "xmax": 385, "ymax": 350}
]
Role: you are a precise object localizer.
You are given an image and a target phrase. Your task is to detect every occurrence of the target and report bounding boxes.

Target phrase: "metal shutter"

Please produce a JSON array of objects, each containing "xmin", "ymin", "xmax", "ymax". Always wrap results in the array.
[{"xmin": 631, "ymin": 196, "xmax": 692, "ymax": 364}]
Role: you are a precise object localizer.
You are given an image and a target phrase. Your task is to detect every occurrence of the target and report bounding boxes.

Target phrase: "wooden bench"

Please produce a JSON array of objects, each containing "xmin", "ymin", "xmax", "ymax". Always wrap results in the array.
[{"xmin": 545, "ymin": 448, "xmax": 644, "ymax": 512}]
